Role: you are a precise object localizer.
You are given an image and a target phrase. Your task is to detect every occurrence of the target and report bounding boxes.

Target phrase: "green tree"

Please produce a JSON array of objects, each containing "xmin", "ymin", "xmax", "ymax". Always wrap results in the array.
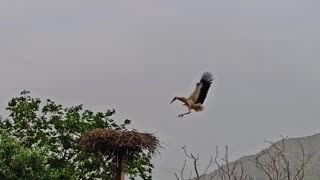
[
  {"xmin": 0, "ymin": 130, "xmax": 60, "ymax": 180},
  {"xmin": 0, "ymin": 90, "xmax": 154, "ymax": 179}
]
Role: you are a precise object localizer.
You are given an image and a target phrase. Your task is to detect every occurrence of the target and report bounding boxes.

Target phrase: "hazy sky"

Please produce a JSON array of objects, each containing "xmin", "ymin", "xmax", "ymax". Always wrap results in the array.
[{"xmin": 1, "ymin": 1, "xmax": 320, "ymax": 179}]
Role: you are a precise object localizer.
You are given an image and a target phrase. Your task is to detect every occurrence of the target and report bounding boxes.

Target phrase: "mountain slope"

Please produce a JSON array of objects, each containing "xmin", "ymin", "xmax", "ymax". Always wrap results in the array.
[{"xmin": 195, "ymin": 133, "xmax": 320, "ymax": 180}]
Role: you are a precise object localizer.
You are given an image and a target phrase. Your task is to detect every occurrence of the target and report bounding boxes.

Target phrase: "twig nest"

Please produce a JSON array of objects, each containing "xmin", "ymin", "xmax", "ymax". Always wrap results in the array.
[{"xmin": 80, "ymin": 128, "xmax": 160, "ymax": 158}]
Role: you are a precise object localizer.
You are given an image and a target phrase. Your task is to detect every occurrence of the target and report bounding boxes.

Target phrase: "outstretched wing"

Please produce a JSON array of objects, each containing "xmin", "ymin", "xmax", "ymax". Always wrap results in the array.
[{"xmin": 196, "ymin": 72, "xmax": 214, "ymax": 104}]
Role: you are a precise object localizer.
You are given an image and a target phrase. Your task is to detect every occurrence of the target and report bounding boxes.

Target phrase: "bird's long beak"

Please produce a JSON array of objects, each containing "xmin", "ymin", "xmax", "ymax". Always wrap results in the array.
[{"xmin": 170, "ymin": 97, "xmax": 176, "ymax": 104}]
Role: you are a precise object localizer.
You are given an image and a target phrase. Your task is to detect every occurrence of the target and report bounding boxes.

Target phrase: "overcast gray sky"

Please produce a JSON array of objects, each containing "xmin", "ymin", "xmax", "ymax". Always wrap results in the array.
[{"xmin": 1, "ymin": 0, "xmax": 320, "ymax": 179}]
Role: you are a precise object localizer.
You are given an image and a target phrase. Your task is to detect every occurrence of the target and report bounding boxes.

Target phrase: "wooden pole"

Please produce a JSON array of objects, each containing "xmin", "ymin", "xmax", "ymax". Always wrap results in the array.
[{"xmin": 115, "ymin": 155, "xmax": 126, "ymax": 180}]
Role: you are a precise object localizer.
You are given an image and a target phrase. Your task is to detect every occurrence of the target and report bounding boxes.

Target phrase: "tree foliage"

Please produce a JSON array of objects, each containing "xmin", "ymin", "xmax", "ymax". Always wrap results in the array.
[
  {"xmin": 0, "ymin": 90, "xmax": 154, "ymax": 179},
  {"xmin": 0, "ymin": 131, "xmax": 59, "ymax": 180}
]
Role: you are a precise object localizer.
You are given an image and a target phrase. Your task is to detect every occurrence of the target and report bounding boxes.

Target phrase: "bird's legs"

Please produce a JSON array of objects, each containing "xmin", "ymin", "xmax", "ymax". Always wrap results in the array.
[
  {"xmin": 170, "ymin": 96, "xmax": 192, "ymax": 118},
  {"xmin": 178, "ymin": 110, "xmax": 191, "ymax": 118},
  {"xmin": 178, "ymin": 104, "xmax": 192, "ymax": 118}
]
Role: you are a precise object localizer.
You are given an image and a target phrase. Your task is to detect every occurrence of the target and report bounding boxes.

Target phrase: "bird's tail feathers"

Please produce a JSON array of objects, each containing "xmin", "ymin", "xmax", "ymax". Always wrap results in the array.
[{"xmin": 193, "ymin": 104, "xmax": 204, "ymax": 112}]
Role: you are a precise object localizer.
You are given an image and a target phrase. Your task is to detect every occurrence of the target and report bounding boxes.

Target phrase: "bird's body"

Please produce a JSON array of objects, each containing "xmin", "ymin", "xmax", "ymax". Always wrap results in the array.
[{"xmin": 170, "ymin": 72, "xmax": 214, "ymax": 117}]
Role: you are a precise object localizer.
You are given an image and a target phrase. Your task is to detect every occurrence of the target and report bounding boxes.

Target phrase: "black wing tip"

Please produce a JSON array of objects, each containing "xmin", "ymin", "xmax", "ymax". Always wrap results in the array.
[{"xmin": 201, "ymin": 72, "xmax": 214, "ymax": 83}]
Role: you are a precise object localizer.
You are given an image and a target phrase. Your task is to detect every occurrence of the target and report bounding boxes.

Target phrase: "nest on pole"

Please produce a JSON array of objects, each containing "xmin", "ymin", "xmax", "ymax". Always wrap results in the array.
[{"xmin": 80, "ymin": 128, "xmax": 160, "ymax": 160}]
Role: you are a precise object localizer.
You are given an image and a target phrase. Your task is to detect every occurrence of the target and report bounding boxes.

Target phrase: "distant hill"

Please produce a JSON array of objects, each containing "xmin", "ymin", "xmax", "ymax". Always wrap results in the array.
[{"xmin": 193, "ymin": 133, "xmax": 320, "ymax": 180}]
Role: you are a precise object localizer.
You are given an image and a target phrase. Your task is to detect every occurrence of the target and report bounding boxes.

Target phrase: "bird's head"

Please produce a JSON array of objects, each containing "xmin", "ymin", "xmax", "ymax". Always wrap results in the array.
[{"xmin": 170, "ymin": 97, "xmax": 177, "ymax": 104}]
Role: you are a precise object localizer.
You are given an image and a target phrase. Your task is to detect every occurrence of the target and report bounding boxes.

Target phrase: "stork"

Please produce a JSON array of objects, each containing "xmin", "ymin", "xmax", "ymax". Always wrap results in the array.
[{"xmin": 170, "ymin": 72, "xmax": 214, "ymax": 118}]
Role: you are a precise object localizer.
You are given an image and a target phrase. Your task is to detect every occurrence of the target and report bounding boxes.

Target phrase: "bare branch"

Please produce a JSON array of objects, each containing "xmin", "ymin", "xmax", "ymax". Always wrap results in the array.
[
  {"xmin": 203, "ymin": 156, "xmax": 214, "ymax": 175},
  {"xmin": 175, "ymin": 173, "xmax": 180, "ymax": 180},
  {"xmin": 255, "ymin": 136, "xmax": 314, "ymax": 180},
  {"xmin": 213, "ymin": 145, "xmax": 252, "ymax": 180},
  {"xmin": 181, "ymin": 159, "xmax": 186, "ymax": 180},
  {"xmin": 176, "ymin": 146, "xmax": 216, "ymax": 180}
]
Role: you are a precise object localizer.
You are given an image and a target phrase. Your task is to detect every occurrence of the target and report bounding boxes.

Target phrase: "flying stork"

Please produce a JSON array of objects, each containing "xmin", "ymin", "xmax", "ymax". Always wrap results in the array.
[{"xmin": 170, "ymin": 72, "xmax": 214, "ymax": 118}]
